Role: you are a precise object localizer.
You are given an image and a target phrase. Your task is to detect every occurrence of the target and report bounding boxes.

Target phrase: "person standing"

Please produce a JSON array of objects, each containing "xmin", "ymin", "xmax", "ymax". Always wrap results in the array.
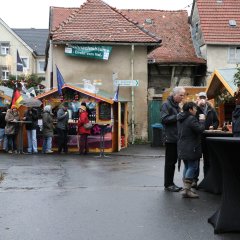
[
  {"xmin": 5, "ymin": 105, "xmax": 20, "ymax": 153},
  {"xmin": 160, "ymin": 86, "xmax": 186, "ymax": 192},
  {"xmin": 42, "ymin": 105, "xmax": 54, "ymax": 153},
  {"xmin": 23, "ymin": 107, "xmax": 38, "ymax": 154},
  {"xmin": 77, "ymin": 105, "xmax": 91, "ymax": 155},
  {"xmin": 0, "ymin": 107, "xmax": 8, "ymax": 151},
  {"xmin": 177, "ymin": 102, "xmax": 205, "ymax": 198},
  {"xmin": 56, "ymin": 102, "xmax": 69, "ymax": 154},
  {"xmin": 195, "ymin": 92, "xmax": 219, "ymax": 182}
]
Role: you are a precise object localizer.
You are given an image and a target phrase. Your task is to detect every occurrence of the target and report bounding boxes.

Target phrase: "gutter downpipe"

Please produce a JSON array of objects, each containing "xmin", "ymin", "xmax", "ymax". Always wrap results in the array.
[
  {"xmin": 131, "ymin": 44, "xmax": 135, "ymax": 144},
  {"xmin": 50, "ymin": 39, "xmax": 53, "ymax": 90}
]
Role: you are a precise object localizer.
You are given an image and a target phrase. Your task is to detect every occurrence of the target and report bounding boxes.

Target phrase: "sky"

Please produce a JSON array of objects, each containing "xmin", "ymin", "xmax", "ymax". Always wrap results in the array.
[{"xmin": 1, "ymin": 0, "xmax": 193, "ymax": 29}]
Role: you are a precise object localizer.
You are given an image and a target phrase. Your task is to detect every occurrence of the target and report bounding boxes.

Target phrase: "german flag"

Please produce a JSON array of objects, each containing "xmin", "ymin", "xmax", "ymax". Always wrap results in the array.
[{"xmin": 11, "ymin": 88, "xmax": 23, "ymax": 109}]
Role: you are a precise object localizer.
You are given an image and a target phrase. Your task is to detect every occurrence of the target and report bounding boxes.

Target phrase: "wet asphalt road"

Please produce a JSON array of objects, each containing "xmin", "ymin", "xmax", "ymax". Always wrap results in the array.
[{"xmin": 0, "ymin": 148, "xmax": 238, "ymax": 240}]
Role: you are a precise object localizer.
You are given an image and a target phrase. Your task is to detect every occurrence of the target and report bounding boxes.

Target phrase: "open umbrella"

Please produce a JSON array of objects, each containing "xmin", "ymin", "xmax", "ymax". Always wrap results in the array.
[{"xmin": 20, "ymin": 98, "xmax": 42, "ymax": 107}]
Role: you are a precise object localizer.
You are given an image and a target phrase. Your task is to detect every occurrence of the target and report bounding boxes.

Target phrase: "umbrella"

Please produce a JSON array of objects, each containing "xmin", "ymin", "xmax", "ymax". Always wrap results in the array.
[{"xmin": 20, "ymin": 98, "xmax": 42, "ymax": 107}]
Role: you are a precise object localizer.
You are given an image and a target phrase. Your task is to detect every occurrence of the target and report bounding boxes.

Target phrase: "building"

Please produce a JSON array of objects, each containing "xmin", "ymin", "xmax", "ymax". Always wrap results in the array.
[
  {"xmin": 190, "ymin": 0, "xmax": 240, "ymax": 80},
  {"xmin": 0, "ymin": 18, "xmax": 48, "ymax": 81}
]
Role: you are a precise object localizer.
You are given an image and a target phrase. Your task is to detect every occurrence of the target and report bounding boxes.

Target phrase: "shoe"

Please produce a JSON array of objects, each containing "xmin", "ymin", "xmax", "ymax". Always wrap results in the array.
[
  {"xmin": 46, "ymin": 150, "xmax": 53, "ymax": 154},
  {"xmin": 191, "ymin": 181, "xmax": 198, "ymax": 189},
  {"xmin": 165, "ymin": 184, "xmax": 182, "ymax": 192},
  {"xmin": 8, "ymin": 150, "xmax": 13, "ymax": 154}
]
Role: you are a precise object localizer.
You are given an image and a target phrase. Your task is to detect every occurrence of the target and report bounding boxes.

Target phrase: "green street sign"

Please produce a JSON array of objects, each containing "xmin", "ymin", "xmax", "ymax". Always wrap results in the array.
[{"xmin": 65, "ymin": 45, "xmax": 112, "ymax": 60}]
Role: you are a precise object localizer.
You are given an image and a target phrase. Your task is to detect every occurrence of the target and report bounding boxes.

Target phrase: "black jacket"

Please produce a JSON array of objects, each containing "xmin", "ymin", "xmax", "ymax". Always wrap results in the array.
[
  {"xmin": 0, "ymin": 110, "xmax": 6, "ymax": 129},
  {"xmin": 177, "ymin": 112, "xmax": 205, "ymax": 161},
  {"xmin": 196, "ymin": 103, "xmax": 219, "ymax": 130},
  {"xmin": 24, "ymin": 109, "xmax": 38, "ymax": 130},
  {"xmin": 232, "ymin": 105, "xmax": 240, "ymax": 137},
  {"xmin": 160, "ymin": 96, "xmax": 180, "ymax": 143}
]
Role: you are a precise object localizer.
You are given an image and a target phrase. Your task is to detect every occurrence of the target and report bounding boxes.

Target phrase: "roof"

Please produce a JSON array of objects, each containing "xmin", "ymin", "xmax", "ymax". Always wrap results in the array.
[
  {"xmin": 36, "ymin": 84, "xmax": 128, "ymax": 104},
  {"xmin": 121, "ymin": 9, "xmax": 205, "ymax": 64},
  {"xmin": 50, "ymin": 0, "xmax": 161, "ymax": 45},
  {"xmin": 12, "ymin": 29, "xmax": 49, "ymax": 56},
  {"xmin": 195, "ymin": 0, "xmax": 240, "ymax": 44},
  {"xmin": 206, "ymin": 68, "xmax": 238, "ymax": 99}
]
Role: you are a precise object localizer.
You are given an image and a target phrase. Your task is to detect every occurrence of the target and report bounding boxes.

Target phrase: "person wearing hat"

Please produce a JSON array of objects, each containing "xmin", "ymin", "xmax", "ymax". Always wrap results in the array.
[
  {"xmin": 232, "ymin": 89, "xmax": 240, "ymax": 137},
  {"xmin": 56, "ymin": 102, "xmax": 69, "ymax": 154},
  {"xmin": 194, "ymin": 91, "xmax": 219, "ymax": 186},
  {"xmin": 5, "ymin": 105, "xmax": 20, "ymax": 153},
  {"xmin": 77, "ymin": 105, "xmax": 91, "ymax": 155}
]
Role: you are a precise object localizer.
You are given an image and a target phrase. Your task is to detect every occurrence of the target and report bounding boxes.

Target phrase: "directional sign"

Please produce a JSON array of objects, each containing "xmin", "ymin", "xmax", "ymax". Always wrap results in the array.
[{"xmin": 114, "ymin": 80, "xmax": 139, "ymax": 87}]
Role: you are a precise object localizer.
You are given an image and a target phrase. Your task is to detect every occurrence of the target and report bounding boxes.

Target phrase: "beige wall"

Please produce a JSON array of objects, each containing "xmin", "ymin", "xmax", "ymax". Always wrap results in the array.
[
  {"xmin": 48, "ymin": 44, "xmax": 149, "ymax": 141},
  {"xmin": 0, "ymin": 23, "xmax": 34, "ymax": 76}
]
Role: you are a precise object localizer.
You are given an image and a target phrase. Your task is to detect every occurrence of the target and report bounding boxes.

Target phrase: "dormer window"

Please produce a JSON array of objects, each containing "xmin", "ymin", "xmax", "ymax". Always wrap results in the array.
[
  {"xmin": 229, "ymin": 20, "xmax": 237, "ymax": 27},
  {"xmin": 145, "ymin": 18, "xmax": 153, "ymax": 24}
]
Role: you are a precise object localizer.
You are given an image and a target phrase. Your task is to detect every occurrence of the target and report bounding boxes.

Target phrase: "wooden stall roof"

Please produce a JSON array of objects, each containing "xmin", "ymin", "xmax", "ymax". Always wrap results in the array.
[
  {"xmin": 36, "ymin": 83, "xmax": 128, "ymax": 104},
  {"xmin": 206, "ymin": 68, "xmax": 238, "ymax": 99}
]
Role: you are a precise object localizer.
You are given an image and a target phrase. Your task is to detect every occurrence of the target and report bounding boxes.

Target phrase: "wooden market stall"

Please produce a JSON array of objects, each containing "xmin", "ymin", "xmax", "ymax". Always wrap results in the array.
[
  {"xmin": 206, "ymin": 68, "xmax": 238, "ymax": 127},
  {"xmin": 36, "ymin": 84, "xmax": 128, "ymax": 153}
]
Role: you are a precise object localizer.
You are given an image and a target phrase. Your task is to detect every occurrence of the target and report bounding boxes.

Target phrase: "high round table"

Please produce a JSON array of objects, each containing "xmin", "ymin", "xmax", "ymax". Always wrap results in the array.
[{"xmin": 206, "ymin": 137, "xmax": 240, "ymax": 233}]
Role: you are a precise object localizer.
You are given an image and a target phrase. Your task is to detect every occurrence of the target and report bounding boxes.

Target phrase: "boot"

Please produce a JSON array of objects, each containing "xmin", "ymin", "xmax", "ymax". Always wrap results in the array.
[{"xmin": 182, "ymin": 180, "xmax": 199, "ymax": 198}]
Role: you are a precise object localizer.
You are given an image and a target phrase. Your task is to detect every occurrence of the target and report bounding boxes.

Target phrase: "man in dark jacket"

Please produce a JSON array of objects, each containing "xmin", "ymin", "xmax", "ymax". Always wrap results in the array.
[
  {"xmin": 160, "ymin": 86, "xmax": 185, "ymax": 192},
  {"xmin": 23, "ymin": 107, "xmax": 38, "ymax": 153},
  {"xmin": 195, "ymin": 92, "xmax": 219, "ymax": 180},
  {"xmin": 56, "ymin": 102, "xmax": 69, "ymax": 154}
]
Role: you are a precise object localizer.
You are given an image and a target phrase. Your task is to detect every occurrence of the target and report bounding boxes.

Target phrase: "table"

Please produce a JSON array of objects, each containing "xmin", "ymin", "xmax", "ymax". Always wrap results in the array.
[
  {"xmin": 198, "ymin": 130, "xmax": 232, "ymax": 194},
  {"xmin": 207, "ymin": 137, "xmax": 240, "ymax": 233},
  {"xmin": 15, "ymin": 121, "xmax": 32, "ymax": 154}
]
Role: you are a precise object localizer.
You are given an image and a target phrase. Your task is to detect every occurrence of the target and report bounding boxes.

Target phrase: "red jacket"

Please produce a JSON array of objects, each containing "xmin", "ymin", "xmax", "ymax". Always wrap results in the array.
[{"xmin": 77, "ymin": 111, "xmax": 91, "ymax": 135}]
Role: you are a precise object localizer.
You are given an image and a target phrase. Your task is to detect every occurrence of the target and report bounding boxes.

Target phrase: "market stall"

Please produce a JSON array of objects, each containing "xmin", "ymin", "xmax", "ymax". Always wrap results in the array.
[{"xmin": 36, "ymin": 84, "xmax": 128, "ymax": 153}]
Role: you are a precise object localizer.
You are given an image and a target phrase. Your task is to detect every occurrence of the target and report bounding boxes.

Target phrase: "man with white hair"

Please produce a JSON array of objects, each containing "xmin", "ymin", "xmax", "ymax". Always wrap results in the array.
[{"xmin": 160, "ymin": 86, "xmax": 186, "ymax": 192}]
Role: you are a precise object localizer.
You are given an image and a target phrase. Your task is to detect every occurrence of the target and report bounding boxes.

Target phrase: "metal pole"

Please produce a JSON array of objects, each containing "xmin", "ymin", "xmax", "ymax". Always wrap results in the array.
[{"xmin": 131, "ymin": 44, "xmax": 135, "ymax": 144}]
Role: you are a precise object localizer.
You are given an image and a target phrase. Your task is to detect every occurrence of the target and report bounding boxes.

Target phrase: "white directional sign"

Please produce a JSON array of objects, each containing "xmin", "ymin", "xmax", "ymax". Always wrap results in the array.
[{"xmin": 114, "ymin": 80, "xmax": 139, "ymax": 87}]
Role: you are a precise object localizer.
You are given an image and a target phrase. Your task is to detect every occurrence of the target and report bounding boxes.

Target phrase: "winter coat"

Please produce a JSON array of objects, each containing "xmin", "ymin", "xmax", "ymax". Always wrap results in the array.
[
  {"xmin": 42, "ymin": 111, "xmax": 54, "ymax": 137},
  {"xmin": 78, "ymin": 111, "xmax": 91, "ymax": 135},
  {"xmin": 232, "ymin": 105, "xmax": 240, "ymax": 137},
  {"xmin": 160, "ymin": 96, "xmax": 180, "ymax": 143},
  {"xmin": 196, "ymin": 103, "xmax": 219, "ymax": 130},
  {"xmin": 56, "ymin": 108, "xmax": 69, "ymax": 130},
  {"xmin": 24, "ymin": 108, "xmax": 38, "ymax": 130},
  {"xmin": 5, "ymin": 109, "xmax": 20, "ymax": 135},
  {"xmin": 177, "ymin": 112, "xmax": 205, "ymax": 161}
]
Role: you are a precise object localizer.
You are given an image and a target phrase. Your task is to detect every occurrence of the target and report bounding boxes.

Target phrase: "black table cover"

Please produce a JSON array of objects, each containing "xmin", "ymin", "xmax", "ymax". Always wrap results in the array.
[
  {"xmin": 198, "ymin": 131, "xmax": 232, "ymax": 194},
  {"xmin": 207, "ymin": 137, "xmax": 240, "ymax": 233}
]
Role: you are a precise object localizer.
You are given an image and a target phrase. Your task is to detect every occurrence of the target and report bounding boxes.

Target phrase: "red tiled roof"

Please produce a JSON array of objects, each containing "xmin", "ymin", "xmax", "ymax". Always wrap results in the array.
[
  {"xmin": 196, "ymin": 0, "xmax": 240, "ymax": 44},
  {"xmin": 121, "ymin": 9, "xmax": 205, "ymax": 64},
  {"xmin": 51, "ymin": 0, "xmax": 161, "ymax": 44}
]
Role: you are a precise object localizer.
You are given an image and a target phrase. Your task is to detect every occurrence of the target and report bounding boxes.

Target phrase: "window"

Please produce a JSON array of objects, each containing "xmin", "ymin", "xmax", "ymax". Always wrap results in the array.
[
  {"xmin": 21, "ymin": 57, "xmax": 29, "ymax": 69},
  {"xmin": 228, "ymin": 47, "xmax": 240, "ymax": 63},
  {"xmin": 1, "ymin": 67, "xmax": 9, "ymax": 80},
  {"xmin": 37, "ymin": 60, "xmax": 45, "ymax": 73},
  {"xmin": 0, "ymin": 43, "xmax": 10, "ymax": 55}
]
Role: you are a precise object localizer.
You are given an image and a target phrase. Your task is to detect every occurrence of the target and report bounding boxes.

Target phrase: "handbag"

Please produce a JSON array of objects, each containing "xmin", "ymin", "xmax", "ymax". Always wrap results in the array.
[{"xmin": 83, "ymin": 122, "xmax": 93, "ymax": 130}]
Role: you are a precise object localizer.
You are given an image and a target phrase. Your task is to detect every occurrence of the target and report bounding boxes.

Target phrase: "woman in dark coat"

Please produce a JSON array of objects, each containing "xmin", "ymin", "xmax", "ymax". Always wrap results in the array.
[
  {"xmin": 177, "ymin": 102, "xmax": 205, "ymax": 198},
  {"xmin": 77, "ymin": 105, "xmax": 91, "ymax": 155}
]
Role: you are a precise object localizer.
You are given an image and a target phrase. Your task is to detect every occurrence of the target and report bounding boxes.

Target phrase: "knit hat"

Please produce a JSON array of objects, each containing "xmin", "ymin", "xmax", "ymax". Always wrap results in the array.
[
  {"xmin": 80, "ymin": 105, "xmax": 86, "ymax": 111},
  {"xmin": 44, "ymin": 105, "xmax": 52, "ymax": 113},
  {"xmin": 63, "ymin": 102, "xmax": 68, "ymax": 108}
]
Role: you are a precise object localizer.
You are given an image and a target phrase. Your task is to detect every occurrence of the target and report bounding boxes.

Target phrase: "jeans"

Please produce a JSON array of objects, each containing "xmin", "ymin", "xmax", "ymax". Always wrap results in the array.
[
  {"xmin": 0, "ymin": 128, "xmax": 7, "ymax": 150},
  {"xmin": 27, "ymin": 129, "xmax": 38, "ymax": 153},
  {"xmin": 42, "ymin": 137, "xmax": 52, "ymax": 153},
  {"xmin": 7, "ymin": 134, "xmax": 17, "ymax": 151},
  {"xmin": 79, "ymin": 134, "xmax": 89, "ymax": 154},
  {"xmin": 183, "ymin": 159, "xmax": 199, "ymax": 180}
]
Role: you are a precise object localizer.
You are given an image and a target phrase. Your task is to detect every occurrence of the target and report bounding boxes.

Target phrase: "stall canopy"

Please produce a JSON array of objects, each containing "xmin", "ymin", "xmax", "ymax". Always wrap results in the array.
[
  {"xmin": 206, "ymin": 68, "xmax": 238, "ymax": 99},
  {"xmin": 36, "ymin": 83, "xmax": 128, "ymax": 103}
]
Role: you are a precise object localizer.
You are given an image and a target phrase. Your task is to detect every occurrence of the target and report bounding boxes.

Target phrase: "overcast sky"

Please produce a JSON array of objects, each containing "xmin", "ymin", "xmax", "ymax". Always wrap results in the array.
[{"xmin": 1, "ymin": 0, "xmax": 193, "ymax": 29}]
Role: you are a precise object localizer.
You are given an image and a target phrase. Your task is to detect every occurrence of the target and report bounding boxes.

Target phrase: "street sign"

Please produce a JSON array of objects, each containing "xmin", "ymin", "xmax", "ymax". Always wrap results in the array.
[{"xmin": 114, "ymin": 80, "xmax": 139, "ymax": 87}]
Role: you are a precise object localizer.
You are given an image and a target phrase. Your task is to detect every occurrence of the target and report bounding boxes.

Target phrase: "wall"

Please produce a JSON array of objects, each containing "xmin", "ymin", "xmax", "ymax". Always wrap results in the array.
[{"xmin": 48, "ymin": 44, "xmax": 149, "ymax": 141}]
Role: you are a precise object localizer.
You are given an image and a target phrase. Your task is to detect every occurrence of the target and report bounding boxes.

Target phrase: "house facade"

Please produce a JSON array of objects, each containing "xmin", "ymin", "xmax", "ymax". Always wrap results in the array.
[
  {"xmin": 190, "ymin": 0, "xmax": 240, "ymax": 80},
  {"xmin": 45, "ymin": 0, "xmax": 161, "ymax": 142},
  {"xmin": 0, "ymin": 18, "xmax": 48, "ymax": 81}
]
